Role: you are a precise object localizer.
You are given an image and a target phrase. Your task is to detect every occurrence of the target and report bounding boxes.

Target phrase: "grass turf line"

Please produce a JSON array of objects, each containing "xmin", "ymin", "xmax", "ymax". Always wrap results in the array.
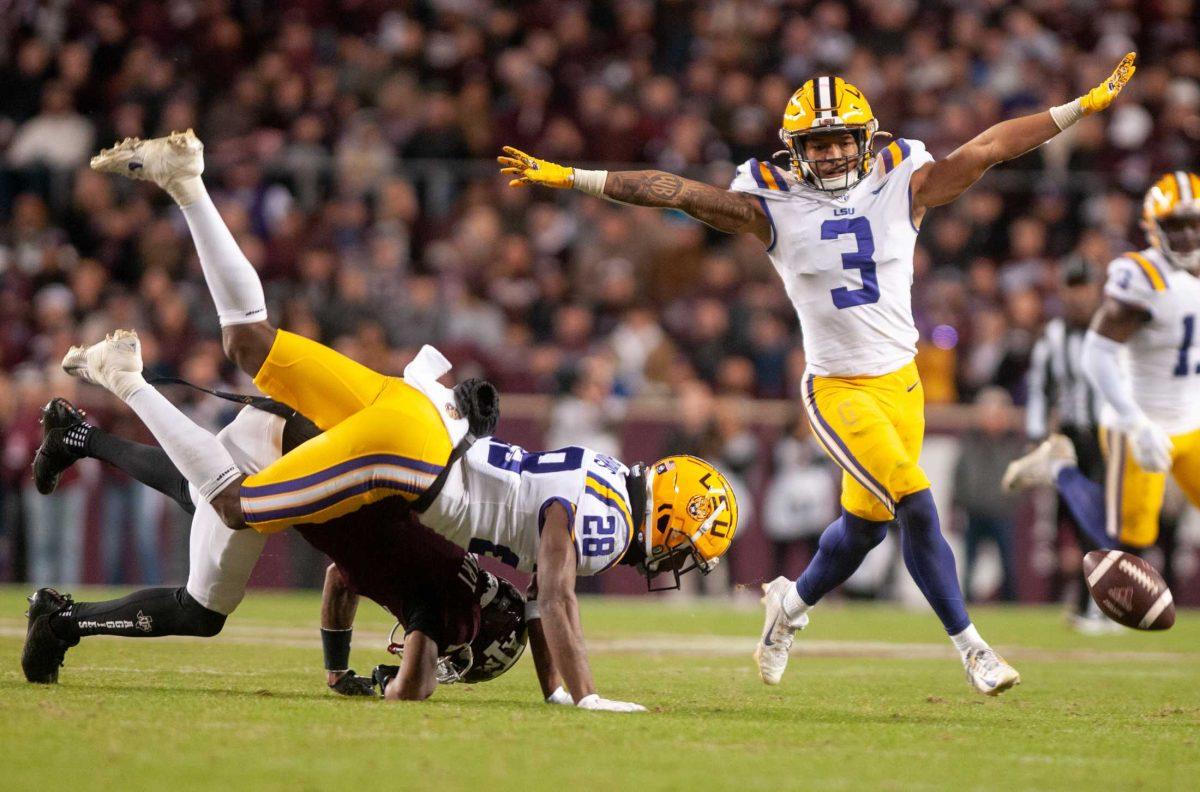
[{"xmin": 2, "ymin": 586, "xmax": 1197, "ymax": 791}]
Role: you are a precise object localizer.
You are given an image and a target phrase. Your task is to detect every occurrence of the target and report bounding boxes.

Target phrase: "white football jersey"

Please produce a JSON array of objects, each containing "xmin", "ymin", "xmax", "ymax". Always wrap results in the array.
[
  {"xmin": 424, "ymin": 439, "xmax": 636, "ymax": 576},
  {"xmin": 731, "ymin": 141, "xmax": 934, "ymax": 377},
  {"xmin": 1101, "ymin": 247, "xmax": 1200, "ymax": 435}
]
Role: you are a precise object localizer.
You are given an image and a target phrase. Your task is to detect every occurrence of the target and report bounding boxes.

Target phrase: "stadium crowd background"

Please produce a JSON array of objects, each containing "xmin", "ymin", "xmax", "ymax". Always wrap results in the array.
[{"xmin": 2, "ymin": 1, "xmax": 1198, "ymax": 602}]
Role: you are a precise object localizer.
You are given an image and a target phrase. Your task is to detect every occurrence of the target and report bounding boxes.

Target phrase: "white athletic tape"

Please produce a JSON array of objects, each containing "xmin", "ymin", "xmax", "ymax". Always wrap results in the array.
[
  {"xmin": 1087, "ymin": 550, "xmax": 1123, "ymax": 588},
  {"xmin": 1139, "ymin": 588, "xmax": 1174, "ymax": 629}
]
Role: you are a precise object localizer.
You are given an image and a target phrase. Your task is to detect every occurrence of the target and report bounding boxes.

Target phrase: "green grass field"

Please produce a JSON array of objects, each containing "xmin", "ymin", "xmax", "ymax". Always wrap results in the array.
[{"xmin": 3, "ymin": 586, "xmax": 1198, "ymax": 791}]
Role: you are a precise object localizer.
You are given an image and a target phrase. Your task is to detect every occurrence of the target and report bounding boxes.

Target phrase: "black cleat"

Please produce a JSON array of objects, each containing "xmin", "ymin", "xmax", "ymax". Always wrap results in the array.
[
  {"xmin": 22, "ymin": 588, "xmax": 78, "ymax": 684},
  {"xmin": 32, "ymin": 398, "xmax": 90, "ymax": 495},
  {"xmin": 372, "ymin": 664, "xmax": 400, "ymax": 693}
]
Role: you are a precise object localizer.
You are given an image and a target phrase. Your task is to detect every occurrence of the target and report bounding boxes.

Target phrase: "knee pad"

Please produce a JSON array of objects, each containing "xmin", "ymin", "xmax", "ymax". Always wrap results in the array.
[{"xmin": 177, "ymin": 588, "xmax": 228, "ymax": 637}]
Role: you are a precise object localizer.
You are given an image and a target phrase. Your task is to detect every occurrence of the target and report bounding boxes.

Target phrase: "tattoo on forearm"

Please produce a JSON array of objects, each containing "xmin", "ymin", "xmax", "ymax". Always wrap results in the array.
[
  {"xmin": 605, "ymin": 170, "xmax": 758, "ymax": 234},
  {"xmin": 608, "ymin": 172, "xmax": 685, "ymax": 202}
]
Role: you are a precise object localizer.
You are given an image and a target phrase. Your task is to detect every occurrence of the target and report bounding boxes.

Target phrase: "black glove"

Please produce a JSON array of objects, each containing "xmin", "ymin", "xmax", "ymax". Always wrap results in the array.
[
  {"xmin": 329, "ymin": 669, "xmax": 377, "ymax": 697},
  {"xmin": 453, "ymin": 378, "xmax": 500, "ymax": 437},
  {"xmin": 372, "ymin": 664, "xmax": 400, "ymax": 693}
]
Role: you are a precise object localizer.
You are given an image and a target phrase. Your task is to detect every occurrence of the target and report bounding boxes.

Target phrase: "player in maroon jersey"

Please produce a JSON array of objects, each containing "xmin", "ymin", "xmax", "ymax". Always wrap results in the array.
[{"xmin": 23, "ymin": 397, "xmax": 531, "ymax": 701}]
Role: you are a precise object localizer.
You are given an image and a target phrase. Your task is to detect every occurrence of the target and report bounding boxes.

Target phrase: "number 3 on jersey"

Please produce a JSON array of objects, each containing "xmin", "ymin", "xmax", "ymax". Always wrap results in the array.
[{"xmin": 822, "ymin": 217, "xmax": 880, "ymax": 309}]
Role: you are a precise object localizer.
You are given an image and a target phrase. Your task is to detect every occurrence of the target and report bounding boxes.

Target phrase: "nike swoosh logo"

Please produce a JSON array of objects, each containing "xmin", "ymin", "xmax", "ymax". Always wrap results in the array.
[
  {"xmin": 872, "ymin": 185, "xmax": 884, "ymax": 195},
  {"xmin": 761, "ymin": 616, "xmax": 778, "ymax": 647},
  {"xmin": 906, "ymin": 381, "xmax": 919, "ymax": 392}
]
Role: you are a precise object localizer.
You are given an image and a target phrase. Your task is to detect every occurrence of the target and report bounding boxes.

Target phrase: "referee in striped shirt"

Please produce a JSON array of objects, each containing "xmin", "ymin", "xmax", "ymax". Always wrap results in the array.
[{"xmin": 1025, "ymin": 258, "xmax": 1106, "ymax": 623}]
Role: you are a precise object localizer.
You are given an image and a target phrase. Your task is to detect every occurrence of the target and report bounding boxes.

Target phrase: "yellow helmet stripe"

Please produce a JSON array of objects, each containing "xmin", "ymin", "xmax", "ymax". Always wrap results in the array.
[{"xmin": 1127, "ymin": 251, "xmax": 1168, "ymax": 291}]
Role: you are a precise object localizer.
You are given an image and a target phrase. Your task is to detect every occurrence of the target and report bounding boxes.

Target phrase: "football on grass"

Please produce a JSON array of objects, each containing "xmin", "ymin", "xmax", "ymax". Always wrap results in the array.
[{"xmin": 1083, "ymin": 550, "xmax": 1175, "ymax": 631}]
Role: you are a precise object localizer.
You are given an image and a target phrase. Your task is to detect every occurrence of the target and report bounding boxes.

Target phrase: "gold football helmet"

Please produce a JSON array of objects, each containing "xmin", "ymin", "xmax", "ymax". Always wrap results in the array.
[
  {"xmin": 637, "ymin": 455, "xmax": 738, "ymax": 591},
  {"xmin": 779, "ymin": 75, "xmax": 880, "ymax": 194},
  {"xmin": 1144, "ymin": 171, "xmax": 1200, "ymax": 273}
]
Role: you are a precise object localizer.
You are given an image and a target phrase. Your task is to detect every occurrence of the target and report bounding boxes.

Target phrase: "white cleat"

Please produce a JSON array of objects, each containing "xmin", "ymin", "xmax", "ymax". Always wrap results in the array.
[
  {"xmin": 61, "ymin": 330, "xmax": 146, "ymax": 402},
  {"xmin": 963, "ymin": 647, "xmax": 1020, "ymax": 696},
  {"xmin": 90, "ymin": 129, "xmax": 205, "ymax": 205},
  {"xmin": 1070, "ymin": 601, "xmax": 1123, "ymax": 636},
  {"xmin": 1001, "ymin": 434, "xmax": 1076, "ymax": 492},
  {"xmin": 60, "ymin": 344, "xmax": 98, "ymax": 386},
  {"xmin": 753, "ymin": 576, "xmax": 808, "ymax": 686}
]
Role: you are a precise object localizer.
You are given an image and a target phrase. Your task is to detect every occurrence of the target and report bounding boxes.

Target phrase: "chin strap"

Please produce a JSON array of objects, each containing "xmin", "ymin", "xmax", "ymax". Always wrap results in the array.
[
  {"xmin": 625, "ymin": 464, "xmax": 648, "ymax": 535},
  {"xmin": 625, "ymin": 463, "xmax": 653, "ymax": 570}
]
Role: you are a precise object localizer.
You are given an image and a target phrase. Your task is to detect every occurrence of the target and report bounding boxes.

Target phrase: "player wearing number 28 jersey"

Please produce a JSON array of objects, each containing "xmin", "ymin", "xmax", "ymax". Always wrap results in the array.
[
  {"xmin": 502, "ymin": 52, "xmax": 1139, "ymax": 696},
  {"xmin": 80, "ymin": 129, "xmax": 740, "ymax": 713}
]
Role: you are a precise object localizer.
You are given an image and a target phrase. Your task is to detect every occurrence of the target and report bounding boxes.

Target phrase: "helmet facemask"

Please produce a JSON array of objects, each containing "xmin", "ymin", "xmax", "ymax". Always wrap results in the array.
[
  {"xmin": 386, "ymin": 622, "xmax": 476, "ymax": 685},
  {"xmin": 638, "ymin": 513, "xmax": 724, "ymax": 592},
  {"xmin": 1151, "ymin": 214, "xmax": 1200, "ymax": 274},
  {"xmin": 779, "ymin": 121, "xmax": 877, "ymax": 196},
  {"xmin": 385, "ymin": 570, "xmax": 527, "ymax": 685}
]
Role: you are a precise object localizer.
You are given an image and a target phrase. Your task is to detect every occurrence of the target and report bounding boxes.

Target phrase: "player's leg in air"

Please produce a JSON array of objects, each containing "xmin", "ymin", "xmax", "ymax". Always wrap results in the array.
[
  {"xmin": 22, "ymin": 399, "xmax": 271, "ymax": 683},
  {"xmin": 82, "ymin": 131, "xmax": 453, "ymax": 535},
  {"xmin": 754, "ymin": 368, "xmax": 1019, "ymax": 695},
  {"xmin": 1003, "ymin": 434, "xmax": 1115, "ymax": 552}
]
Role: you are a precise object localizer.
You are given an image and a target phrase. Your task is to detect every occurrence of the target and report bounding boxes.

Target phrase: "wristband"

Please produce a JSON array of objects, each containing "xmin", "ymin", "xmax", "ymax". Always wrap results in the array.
[
  {"xmin": 524, "ymin": 599, "xmax": 541, "ymax": 621},
  {"xmin": 321, "ymin": 628, "xmax": 352, "ymax": 672},
  {"xmin": 571, "ymin": 168, "xmax": 608, "ymax": 197},
  {"xmin": 1049, "ymin": 98, "xmax": 1084, "ymax": 131}
]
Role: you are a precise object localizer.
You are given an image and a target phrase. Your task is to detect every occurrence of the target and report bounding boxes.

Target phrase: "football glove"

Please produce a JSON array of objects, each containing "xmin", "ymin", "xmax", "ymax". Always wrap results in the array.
[
  {"xmin": 576, "ymin": 693, "xmax": 647, "ymax": 713},
  {"xmin": 1127, "ymin": 418, "xmax": 1173, "ymax": 473},
  {"xmin": 328, "ymin": 669, "xmax": 377, "ymax": 697},
  {"xmin": 497, "ymin": 146, "xmax": 574, "ymax": 189},
  {"xmin": 1081, "ymin": 52, "xmax": 1136, "ymax": 115}
]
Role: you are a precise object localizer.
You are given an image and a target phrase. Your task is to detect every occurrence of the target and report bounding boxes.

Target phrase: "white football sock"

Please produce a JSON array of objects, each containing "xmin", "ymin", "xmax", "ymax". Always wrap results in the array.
[
  {"xmin": 179, "ymin": 185, "xmax": 267, "ymax": 327},
  {"xmin": 782, "ymin": 584, "xmax": 812, "ymax": 623},
  {"xmin": 949, "ymin": 623, "xmax": 989, "ymax": 658},
  {"xmin": 167, "ymin": 174, "xmax": 204, "ymax": 208},
  {"xmin": 126, "ymin": 386, "xmax": 241, "ymax": 502}
]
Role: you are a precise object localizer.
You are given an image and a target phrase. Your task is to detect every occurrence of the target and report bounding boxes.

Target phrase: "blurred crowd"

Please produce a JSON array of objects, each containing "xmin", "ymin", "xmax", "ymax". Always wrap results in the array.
[{"xmin": 2, "ymin": 1, "xmax": 1198, "ymax": 590}]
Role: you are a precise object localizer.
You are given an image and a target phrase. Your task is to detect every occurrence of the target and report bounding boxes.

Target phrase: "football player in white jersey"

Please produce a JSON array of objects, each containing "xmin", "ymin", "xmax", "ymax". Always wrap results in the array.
[
  {"xmin": 499, "ymin": 53, "xmax": 1137, "ymax": 695},
  {"xmin": 1005, "ymin": 172, "xmax": 1200, "ymax": 562},
  {"xmin": 73, "ymin": 130, "xmax": 739, "ymax": 713}
]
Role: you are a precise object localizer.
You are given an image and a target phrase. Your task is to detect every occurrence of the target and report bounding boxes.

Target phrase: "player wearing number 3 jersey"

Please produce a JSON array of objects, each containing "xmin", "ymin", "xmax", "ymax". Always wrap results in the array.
[{"xmin": 502, "ymin": 53, "xmax": 1138, "ymax": 695}]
